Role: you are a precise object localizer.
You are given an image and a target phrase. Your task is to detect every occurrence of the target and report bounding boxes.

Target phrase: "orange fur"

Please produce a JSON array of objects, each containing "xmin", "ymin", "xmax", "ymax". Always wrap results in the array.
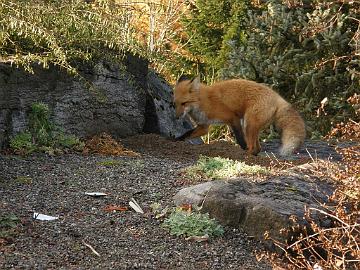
[{"xmin": 174, "ymin": 78, "xmax": 306, "ymax": 156}]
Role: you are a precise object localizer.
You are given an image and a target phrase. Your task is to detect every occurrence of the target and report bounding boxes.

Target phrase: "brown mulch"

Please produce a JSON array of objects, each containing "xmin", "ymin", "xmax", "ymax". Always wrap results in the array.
[{"xmin": 121, "ymin": 133, "xmax": 313, "ymax": 168}]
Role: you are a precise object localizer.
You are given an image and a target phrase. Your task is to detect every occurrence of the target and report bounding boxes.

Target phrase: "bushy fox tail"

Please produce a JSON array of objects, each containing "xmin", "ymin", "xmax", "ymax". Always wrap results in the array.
[{"xmin": 274, "ymin": 105, "xmax": 306, "ymax": 157}]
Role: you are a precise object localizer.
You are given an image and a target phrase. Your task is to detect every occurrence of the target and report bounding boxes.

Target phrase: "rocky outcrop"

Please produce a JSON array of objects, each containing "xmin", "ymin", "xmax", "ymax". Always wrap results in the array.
[
  {"xmin": 145, "ymin": 70, "xmax": 193, "ymax": 139},
  {"xmin": 0, "ymin": 55, "xmax": 190, "ymax": 150},
  {"xmin": 174, "ymin": 175, "xmax": 334, "ymax": 242}
]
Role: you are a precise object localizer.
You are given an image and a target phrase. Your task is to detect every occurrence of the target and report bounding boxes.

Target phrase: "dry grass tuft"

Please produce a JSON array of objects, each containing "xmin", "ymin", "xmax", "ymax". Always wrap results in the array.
[
  {"xmin": 83, "ymin": 133, "xmax": 139, "ymax": 157},
  {"xmin": 267, "ymin": 100, "xmax": 359, "ymax": 269}
]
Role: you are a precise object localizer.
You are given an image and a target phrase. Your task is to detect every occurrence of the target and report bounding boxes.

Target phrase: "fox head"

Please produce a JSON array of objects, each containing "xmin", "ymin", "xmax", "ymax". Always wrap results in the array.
[{"xmin": 173, "ymin": 76, "xmax": 201, "ymax": 119}]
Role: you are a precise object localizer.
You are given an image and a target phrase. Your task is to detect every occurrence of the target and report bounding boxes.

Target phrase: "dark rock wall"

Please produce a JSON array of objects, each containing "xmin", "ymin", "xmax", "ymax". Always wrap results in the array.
[
  {"xmin": 146, "ymin": 70, "xmax": 193, "ymax": 138},
  {"xmin": 0, "ymin": 56, "xmax": 187, "ymax": 150}
]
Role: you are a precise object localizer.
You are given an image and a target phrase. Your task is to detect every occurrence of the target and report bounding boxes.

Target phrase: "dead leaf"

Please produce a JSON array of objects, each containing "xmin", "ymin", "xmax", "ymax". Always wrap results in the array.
[
  {"xmin": 179, "ymin": 204, "xmax": 192, "ymax": 212},
  {"xmin": 0, "ymin": 238, "xmax": 7, "ymax": 246},
  {"xmin": 104, "ymin": 205, "xmax": 128, "ymax": 212}
]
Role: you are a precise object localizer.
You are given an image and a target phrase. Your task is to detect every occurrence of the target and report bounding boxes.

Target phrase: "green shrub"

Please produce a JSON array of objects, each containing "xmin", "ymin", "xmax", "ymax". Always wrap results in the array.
[
  {"xmin": 171, "ymin": 0, "xmax": 250, "ymax": 83},
  {"xmin": 56, "ymin": 133, "xmax": 84, "ymax": 150},
  {"xmin": 163, "ymin": 209, "xmax": 224, "ymax": 238},
  {"xmin": 29, "ymin": 102, "xmax": 54, "ymax": 146}
]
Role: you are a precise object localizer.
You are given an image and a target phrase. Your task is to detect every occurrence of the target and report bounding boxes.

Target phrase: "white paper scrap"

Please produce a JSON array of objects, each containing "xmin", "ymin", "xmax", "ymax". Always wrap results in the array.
[
  {"xmin": 33, "ymin": 213, "xmax": 59, "ymax": 221},
  {"xmin": 85, "ymin": 192, "xmax": 108, "ymax": 197},
  {"xmin": 129, "ymin": 198, "xmax": 144, "ymax": 214}
]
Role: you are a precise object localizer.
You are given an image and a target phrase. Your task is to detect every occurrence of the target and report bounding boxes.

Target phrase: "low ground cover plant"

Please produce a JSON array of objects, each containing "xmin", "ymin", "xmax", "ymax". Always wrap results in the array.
[
  {"xmin": 0, "ymin": 213, "xmax": 20, "ymax": 239},
  {"xmin": 10, "ymin": 102, "xmax": 84, "ymax": 155},
  {"xmin": 185, "ymin": 155, "xmax": 269, "ymax": 180},
  {"xmin": 163, "ymin": 208, "xmax": 224, "ymax": 239}
]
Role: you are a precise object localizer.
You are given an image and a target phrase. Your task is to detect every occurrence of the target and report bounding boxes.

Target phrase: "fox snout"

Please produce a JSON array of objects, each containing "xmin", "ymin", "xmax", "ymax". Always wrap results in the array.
[
  {"xmin": 175, "ymin": 106, "xmax": 180, "ymax": 118},
  {"xmin": 175, "ymin": 105, "xmax": 191, "ymax": 119},
  {"xmin": 175, "ymin": 107, "xmax": 184, "ymax": 119}
]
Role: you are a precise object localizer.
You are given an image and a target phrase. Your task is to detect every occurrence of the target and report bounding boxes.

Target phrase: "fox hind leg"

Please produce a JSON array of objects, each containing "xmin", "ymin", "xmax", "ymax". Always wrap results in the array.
[
  {"xmin": 244, "ymin": 122, "xmax": 261, "ymax": 155},
  {"xmin": 245, "ymin": 129, "xmax": 261, "ymax": 155}
]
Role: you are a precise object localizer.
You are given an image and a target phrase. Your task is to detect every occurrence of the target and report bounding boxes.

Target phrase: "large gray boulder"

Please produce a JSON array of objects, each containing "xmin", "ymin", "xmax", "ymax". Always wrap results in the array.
[
  {"xmin": 145, "ymin": 70, "xmax": 193, "ymax": 138},
  {"xmin": 174, "ymin": 174, "xmax": 333, "ymax": 242}
]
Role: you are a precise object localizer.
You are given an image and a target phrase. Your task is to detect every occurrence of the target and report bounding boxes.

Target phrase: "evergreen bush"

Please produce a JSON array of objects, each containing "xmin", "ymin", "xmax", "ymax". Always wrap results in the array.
[
  {"xmin": 222, "ymin": 0, "xmax": 359, "ymax": 135},
  {"xmin": 177, "ymin": 0, "xmax": 250, "ymax": 83},
  {"xmin": 0, "ymin": 0, "xmax": 144, "ymax": 76}
]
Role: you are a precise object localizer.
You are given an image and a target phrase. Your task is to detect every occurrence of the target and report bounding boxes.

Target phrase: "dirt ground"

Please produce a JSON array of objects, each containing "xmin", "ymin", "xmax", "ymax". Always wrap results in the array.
[
  {"xmin": 0, "ymin": 133, "xmax": 342, "ymax": 269},
  {"xmin": 121, "ymin": 133, "xmax": 334, "ymax": 166}
]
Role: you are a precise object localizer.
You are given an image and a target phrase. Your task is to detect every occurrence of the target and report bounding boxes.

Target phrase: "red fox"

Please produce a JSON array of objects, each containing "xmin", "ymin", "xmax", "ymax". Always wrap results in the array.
[{"xmin": 173, "ymin": 76, "xmax": 306, "ymax": 156}]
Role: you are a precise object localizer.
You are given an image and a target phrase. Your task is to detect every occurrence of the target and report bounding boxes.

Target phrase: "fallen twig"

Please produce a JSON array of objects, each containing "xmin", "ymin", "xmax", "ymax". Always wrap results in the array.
[{"xmin": 82, "ymin": 240, "xmax": 100, "ymax": 257}]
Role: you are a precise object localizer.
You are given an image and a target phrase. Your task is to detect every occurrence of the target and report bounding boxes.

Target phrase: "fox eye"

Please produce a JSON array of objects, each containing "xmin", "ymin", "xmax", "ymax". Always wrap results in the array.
[{"xmin": 181, "ymin": 102, "xmax": 187, "ymax": 106}]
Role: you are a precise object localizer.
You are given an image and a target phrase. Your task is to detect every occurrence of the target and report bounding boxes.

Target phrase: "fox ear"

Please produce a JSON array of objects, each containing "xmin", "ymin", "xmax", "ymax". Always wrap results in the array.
[
  {"xmin": 190, "ymin": 77, "xmax": 200, "ymax": 92},
  {"xmin": 177, "ymin": 75, "xmax": 190, "ymax": 84}
]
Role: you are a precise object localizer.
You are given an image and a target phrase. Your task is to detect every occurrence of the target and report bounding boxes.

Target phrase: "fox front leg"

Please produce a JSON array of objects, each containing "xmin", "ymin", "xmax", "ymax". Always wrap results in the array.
[
  {"xmin": 231, "ymin": 127, "xmax": 247, "ymax": 150},
  {"xmin": 230, "ymin": 119, "xmax": 247, "ymax": 150},
  {"xmin": 175, "ymin": 125, "xmax": 209, "ymax": 141},
  {"xmin": 175, "ymin": 128, "xmax": 195, "ymax": 141}
]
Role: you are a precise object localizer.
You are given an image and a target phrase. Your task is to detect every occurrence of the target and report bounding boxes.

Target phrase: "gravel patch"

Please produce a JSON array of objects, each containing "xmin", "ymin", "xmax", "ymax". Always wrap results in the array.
[
  {"xmin": 0, "ymin": 135, "xmax": 273, "ymax": 270},
  {"xmin": 0, "ymin": 134, "xmax": 344, "ymax": 269}
]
